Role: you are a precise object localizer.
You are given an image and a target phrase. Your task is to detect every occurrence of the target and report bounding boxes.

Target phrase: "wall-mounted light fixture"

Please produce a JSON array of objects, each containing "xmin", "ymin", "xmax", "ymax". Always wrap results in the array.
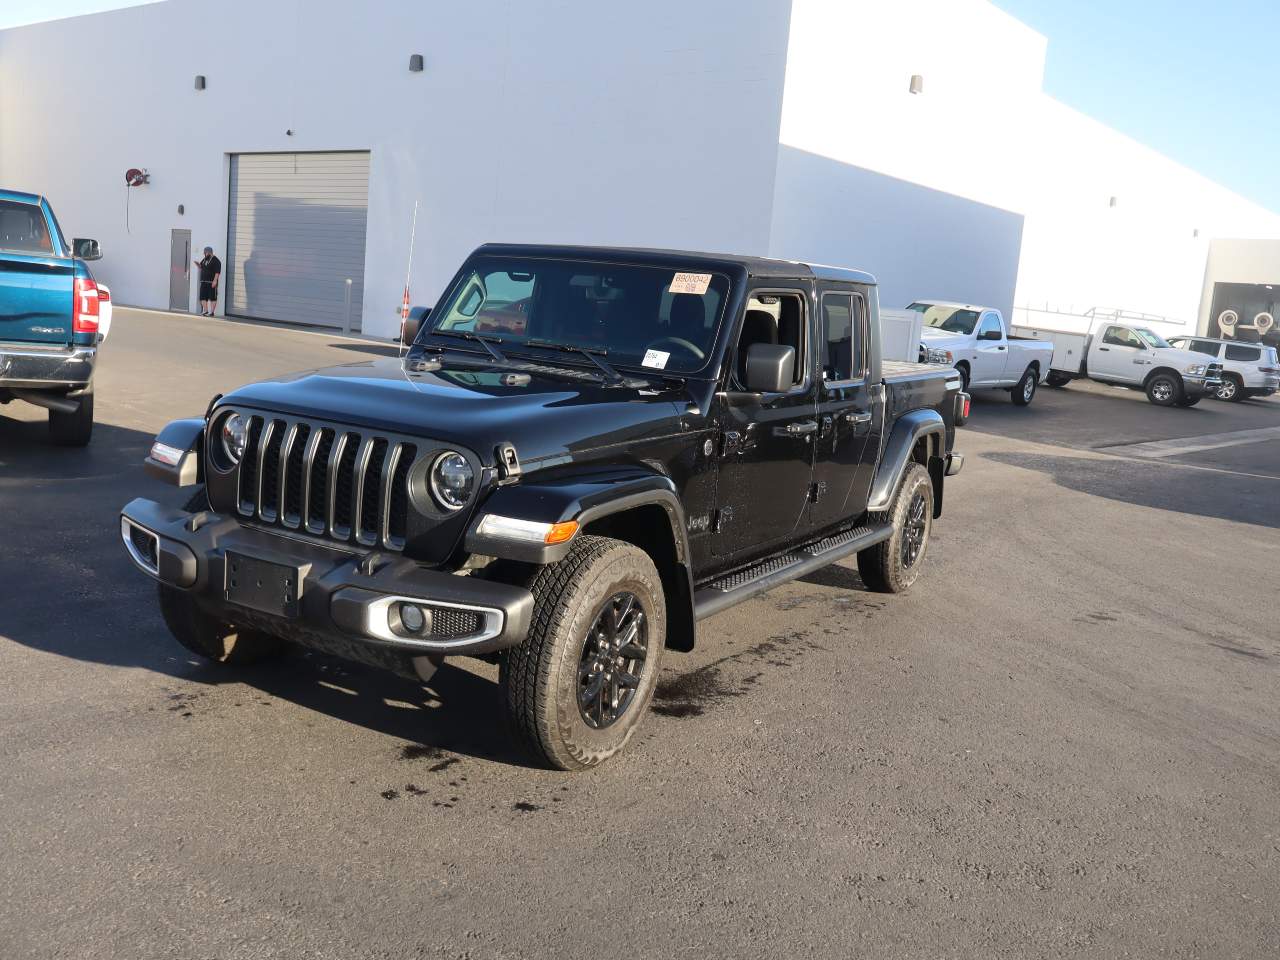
[
  {"xmin": 194, "ymin": 75, "xmax": 206, "ymax": 91},
  {"xmin": 409, "ymin": 54, "xmax": 424, "ymax": 72},
  {"xmin": 908, "ymin": 74, "xmax": 923, "ymax": 95},
  {"xmin": 177, "ymin": 204, "xmax": 185, "ymax": 215},
  {"xmin": 1193, "ymin": 228, "xmax": 1199, "ymax": 237},
  {"xmin": 1109, "ymin": 196, "xmax": 1118, "ymax": 208}
]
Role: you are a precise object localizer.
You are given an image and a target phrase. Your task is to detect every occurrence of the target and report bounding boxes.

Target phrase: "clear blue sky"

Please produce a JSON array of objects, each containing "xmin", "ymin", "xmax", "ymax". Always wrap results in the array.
[
  {"xmin": 5, "ymin": 1, "xmax": 1277, "ymax": 214},
  {"xmin": 993, "ymin": 0, "xmax": 1280, "ymax": 213}
]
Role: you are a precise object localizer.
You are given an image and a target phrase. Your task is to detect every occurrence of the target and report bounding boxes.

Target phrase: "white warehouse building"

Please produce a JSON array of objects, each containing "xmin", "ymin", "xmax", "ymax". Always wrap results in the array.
[{"xmin": 2, "ymin": 0, "xmax": 1279, "ymax": 343}]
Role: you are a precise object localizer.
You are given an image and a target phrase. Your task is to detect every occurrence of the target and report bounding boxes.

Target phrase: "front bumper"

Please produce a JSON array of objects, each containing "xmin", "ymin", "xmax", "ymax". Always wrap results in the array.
[
  {"xmin": 120, "ymin": 497, "xmax": 534, "ymax": 668},
  {"xmin": 1182, "ymin": 374, "xmax": 1222, "ymax": 398},
  {"xmin": 0, "ymin": 343, "xmax": 96, "ymax": 389}
]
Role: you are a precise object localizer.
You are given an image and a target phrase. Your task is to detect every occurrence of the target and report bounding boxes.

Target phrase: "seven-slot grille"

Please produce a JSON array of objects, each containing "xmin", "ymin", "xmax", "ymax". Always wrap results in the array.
[{"xmin": 231, "ymin": 414, "xmax": 418, "ymax": 551}]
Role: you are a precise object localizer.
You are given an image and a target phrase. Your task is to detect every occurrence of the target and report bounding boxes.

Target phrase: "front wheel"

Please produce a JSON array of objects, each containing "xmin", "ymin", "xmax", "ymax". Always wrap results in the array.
[
  {"xmin": 157, "ymin": 584, "xmax": 285, "ymax": 665},
  {"xmin": 1215, "ymin": 376, "xmax": 1244, "ymax": 402},
  {"xmin": 858, "ymin": 462, "xmax": 933, "ymax": 594},
  {"xmin": 1011, "ymin": 367, "xmax": 1038, "ymax": 406},
  {"xmin": 48, "ymin": 387, "xmax": 94, "ymax": 446},
  {"xmin": 1145, "ymin": 373, "xmax": 1182, "ymax": 407},
  {"xmin": 500, "ymin": 536, "xmax": 665, "ymax": 770}
]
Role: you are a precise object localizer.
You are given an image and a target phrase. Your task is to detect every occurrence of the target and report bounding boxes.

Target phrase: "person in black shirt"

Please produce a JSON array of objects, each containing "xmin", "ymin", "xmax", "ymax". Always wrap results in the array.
[{"xmin": 194, "ymin": 246, "xmax": 222, "ymax": 316}]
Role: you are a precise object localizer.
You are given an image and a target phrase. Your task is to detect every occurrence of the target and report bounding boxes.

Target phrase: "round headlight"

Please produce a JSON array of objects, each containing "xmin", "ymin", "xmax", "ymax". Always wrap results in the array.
[
  {"xmin": 220, "ymin": 413, "xmax": 247, "ymax": 464},
  {"xmin": 430, "ymin": 451, "xmax": 474, "ymax": 510}
]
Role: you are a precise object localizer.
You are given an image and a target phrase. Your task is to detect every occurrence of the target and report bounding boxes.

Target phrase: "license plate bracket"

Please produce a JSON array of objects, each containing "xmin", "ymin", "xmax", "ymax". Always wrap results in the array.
[{"xmin": 224, "ymin": 551, "xmax": 302, "ymax": 618}]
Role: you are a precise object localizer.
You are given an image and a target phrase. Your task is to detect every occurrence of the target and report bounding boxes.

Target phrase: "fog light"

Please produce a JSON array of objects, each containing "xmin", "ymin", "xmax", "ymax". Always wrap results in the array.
[{"xmin": 397, "ymin": 603, "xmax": 428, "ymax": 636}]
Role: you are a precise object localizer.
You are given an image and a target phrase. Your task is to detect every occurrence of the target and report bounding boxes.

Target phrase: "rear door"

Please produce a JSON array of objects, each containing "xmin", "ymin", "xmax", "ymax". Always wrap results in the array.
[
  {"xmin": 810, "ymin": 288, "xmax": 879, "ymax": 531},
  {"xmin": 970, "ymin": 312, "xmax": 1009, "ymax": 384},
  {"xmin": 0, "ymin": 198, "xmax": 74, "ymax": 345}
]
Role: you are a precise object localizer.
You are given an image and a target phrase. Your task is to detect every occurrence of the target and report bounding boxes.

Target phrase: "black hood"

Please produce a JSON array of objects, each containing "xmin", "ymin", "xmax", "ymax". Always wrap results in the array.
[{"xmin": 219, "ymin": 357, "xmax": 690, "ymax": 468}]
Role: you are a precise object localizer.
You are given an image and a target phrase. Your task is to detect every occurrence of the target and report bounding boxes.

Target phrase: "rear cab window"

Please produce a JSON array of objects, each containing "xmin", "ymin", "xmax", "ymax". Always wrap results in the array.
[
  {"xmin": 819, "ymin": 291, "xmax": 867, "ymax": 383},
  {"xmin": 0, "ymin": 200, "xmax": 54, "ymax": 255}
]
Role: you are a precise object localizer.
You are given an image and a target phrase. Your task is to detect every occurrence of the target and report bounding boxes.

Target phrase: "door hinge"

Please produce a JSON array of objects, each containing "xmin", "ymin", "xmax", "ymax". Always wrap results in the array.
[
  {"xmin": 809, "ymin": 481, "xmax": 827, "ymax": 503},
  {"xmin": 713, "ymin": 506, "xmax": 733, "ymax": 533},
  {"xmin": 720, "ymin": 430, "xmax": 742, "ymax": 457},
  {"xmin": 495, "ymin": 442, "xmax": 521, "ymax": 483}
]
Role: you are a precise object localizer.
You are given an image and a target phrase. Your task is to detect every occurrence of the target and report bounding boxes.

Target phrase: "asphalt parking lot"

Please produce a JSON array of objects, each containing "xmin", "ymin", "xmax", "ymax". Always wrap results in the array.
[{"xmin": 3, "ymin": 309, "xmax": 1279, "ymax": 959}]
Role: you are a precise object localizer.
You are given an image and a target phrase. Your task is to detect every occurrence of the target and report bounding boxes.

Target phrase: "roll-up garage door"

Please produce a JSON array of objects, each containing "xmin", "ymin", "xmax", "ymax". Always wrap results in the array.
[{"xmin": 226, "ymin": 151, "xmax": 370, "ymax": 330}]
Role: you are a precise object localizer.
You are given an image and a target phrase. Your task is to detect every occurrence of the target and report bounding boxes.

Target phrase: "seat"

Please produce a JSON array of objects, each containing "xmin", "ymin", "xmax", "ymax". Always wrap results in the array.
[
  {"xmin": 736, "ymin": 308, "xmax": 779, "ymax": 383},
  {"xmin": 666, "ymin": 293, "xmax": 706, "ymax": 343}
]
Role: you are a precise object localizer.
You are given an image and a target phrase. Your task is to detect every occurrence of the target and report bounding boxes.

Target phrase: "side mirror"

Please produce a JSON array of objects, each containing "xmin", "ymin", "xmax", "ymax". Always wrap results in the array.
[
  {"xmin": 744, "ymin": 342, "xmax": 796, "ymax": 393},
  {"xmin": 73, "ymin": 238, "xmax": 102, "ymax": 261},
  {"xmin": 978, "ymin": 328, "xmax": 1002, "ymax": 341},
  {"xmin": 401, "ymin": 305, "xmax": 430, "ymax": 345}
]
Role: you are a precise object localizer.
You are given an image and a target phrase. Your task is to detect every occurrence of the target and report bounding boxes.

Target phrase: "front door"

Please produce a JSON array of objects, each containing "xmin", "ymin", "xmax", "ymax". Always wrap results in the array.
[
  {"xmin": 1091, "ymin": 324, "xmax": 1146, "ymax": 382},
  {"xmin": 169, "ymin": 229, "xmax": 191, "ymax": 312},
  {"xmin": 714, "ymin": 286, "xmax": 817, "ymax": 560},
  {"xmin": 970, "ymin": 312, "xmax": 1008, "ymax": 385},
  {"xmin": 811, "ymin": 289, "xmax": 879, "ymax": 531}
]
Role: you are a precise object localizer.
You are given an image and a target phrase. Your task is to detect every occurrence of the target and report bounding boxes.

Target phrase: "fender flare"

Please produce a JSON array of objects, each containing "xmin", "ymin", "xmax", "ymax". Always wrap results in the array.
[
  {"xmin": 867, "ymin": 409, "xmax": 945, "ymax": 512},
  {"xmin": 143, "ymin": 417, "xmax": 205, "ymax": 486},
  {"xmin": 465, "ymin": 469, "xmax": 691, "ymax": 567}
]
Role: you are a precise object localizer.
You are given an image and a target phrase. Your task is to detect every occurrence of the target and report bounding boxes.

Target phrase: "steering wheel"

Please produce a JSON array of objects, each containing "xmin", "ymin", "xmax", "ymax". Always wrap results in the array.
[{"xmin": 646, "ymin": 337, "xmax": 705, "ymax": 362}]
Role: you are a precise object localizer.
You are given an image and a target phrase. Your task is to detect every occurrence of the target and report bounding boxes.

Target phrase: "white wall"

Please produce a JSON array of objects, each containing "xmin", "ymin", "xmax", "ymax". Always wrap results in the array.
[{"xmin": 0, "ymin": 0, "xmax": 793, "ymax": 339}]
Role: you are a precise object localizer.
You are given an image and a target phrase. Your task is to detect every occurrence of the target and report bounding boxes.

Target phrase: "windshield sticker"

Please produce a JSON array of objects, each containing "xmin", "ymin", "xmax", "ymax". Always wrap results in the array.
[
  {"xmin": 669, "ymin": 272, "xmax": 712, "ymax": 296},
  {"xmin": 642, "ymin": 349, "xmax": 671, "ymax": 369}
]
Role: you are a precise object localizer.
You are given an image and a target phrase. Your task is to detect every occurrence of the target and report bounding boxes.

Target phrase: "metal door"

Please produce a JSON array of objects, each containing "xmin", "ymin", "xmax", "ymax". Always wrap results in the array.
[
  {"xmin": 225, "ymin": 152, "xmax": 370, "ymax": 329},
  {"xmin": 169, "ymin": 228, "xmax": 191, "ymax": 312},
  {"xmin": 1092, "ymin": 325, "xmax": 1144, "ymax": 382}
]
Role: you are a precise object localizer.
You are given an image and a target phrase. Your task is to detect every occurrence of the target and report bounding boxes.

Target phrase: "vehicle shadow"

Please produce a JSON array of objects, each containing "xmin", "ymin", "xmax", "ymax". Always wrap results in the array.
[
  {"xmin": 0, "ymin": 414, "xmax": 532, "ymax": 768},
  {"xmin": 982, "ymin": 449, "xmax": 1280, "ymax": 530}
]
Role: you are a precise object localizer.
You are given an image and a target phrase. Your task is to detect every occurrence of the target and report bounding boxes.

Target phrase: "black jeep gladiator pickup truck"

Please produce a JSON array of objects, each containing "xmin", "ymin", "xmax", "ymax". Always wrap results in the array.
[{"xmin": 121, "ymin": 244, "xmax": 967, "ymax": 769}]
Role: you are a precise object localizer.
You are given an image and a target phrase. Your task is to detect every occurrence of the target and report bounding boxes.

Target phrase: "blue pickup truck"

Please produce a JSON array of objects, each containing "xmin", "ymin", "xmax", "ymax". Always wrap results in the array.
[{"xmin": 0, "ymin": 189, "xmax": 103, "ymax": 445}]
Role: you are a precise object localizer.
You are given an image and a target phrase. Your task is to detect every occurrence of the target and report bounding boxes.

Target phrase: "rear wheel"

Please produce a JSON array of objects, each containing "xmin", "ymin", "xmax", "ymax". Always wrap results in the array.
[
  {"xmin": 1145, "ymin": 372, "xmax": 1182, "ymax": 407},
  {"xmin": 1046, "ymin": 372, "xmax": 1071, "ymax": 388},
  {"xmin": 1215, "ymin": 375, "xmax": 1244, "ymax": 402},
  {"xmin": 48, "ymin": 387, "xmax": 94, "ymax": 446},
  {"xmin": 1011, "ymin": 367, "xmax": 1038, "ymax": 406},
  {"xmin": 500, "ymin": 536, "xmax": 665, "ymax": 770},
  {"xmin": 858, "ymin": 462, "xmax": 933, "ymax": 594}
]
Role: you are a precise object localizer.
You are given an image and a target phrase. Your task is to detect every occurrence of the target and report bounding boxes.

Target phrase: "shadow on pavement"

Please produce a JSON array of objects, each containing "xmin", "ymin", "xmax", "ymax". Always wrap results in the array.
[
  {"xmin": 983, "ymin": 449, "xmax": 1280, "ymax": 530},
  {"xmin": 0, "ymin": 414, "xmax": 530, "ymax": 768}
]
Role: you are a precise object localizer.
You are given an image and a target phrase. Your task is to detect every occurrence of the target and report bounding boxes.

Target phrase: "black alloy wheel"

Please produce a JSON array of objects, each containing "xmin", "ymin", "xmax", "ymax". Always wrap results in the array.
[
  {"xmin": 901, "ymin": 492, "xmax": 928, "ymax": 568},
  {"xmin": 578, "ymin": 592, "xmax": 648, "ymax": 729}
]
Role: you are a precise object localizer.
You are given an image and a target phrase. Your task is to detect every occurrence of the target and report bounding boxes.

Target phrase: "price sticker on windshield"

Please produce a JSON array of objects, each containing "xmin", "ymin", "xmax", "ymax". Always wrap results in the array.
[
  {"xmin": 669, "ymin": 272, "xmax": 712, "ymax": 296},
  {"xmin": 642, "ymin": 349, "xmax": 671, "ymax": 369}
]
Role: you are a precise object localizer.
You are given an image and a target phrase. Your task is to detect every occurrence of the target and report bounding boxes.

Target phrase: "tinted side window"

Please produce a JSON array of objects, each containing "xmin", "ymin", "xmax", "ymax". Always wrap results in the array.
[
  {"xmin": 1189, "ymin": 340, "xmax": 1221, "ymax": 356},
  {"xmin": 820, "ymin": 293, "xmax": 864, "ymax": 382},
  {"xmin": 1225, "ymin": 344, "xmax": 1261, "ymax": 362},
  {"xmin": 1103, "ymin": 326, "xmax": 1141, "ymax": 348},
  {"xmin": 0, "ymin": 200, "xmax": 53, "ymax": 255}
]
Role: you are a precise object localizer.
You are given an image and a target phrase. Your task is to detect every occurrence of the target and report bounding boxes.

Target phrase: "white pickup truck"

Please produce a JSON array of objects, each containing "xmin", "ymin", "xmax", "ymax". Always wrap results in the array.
[
  {"xmin": 1010, "ymin": 321, "xmax": 1224, "ymax": 407},
  {"xmin": 910, "ymin": 301, "xmax": 1053, "ymax": 407}
]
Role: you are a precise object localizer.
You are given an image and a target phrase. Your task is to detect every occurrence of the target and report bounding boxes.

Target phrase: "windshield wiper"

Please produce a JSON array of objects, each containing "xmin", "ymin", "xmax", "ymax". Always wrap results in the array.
[
  {"xmin": 429, "ymin": 329, "xmax": 507, "ymax": 362},
  {"xmin": 524, "ymin": 339, "xmax": 624, "ymax": 382}
]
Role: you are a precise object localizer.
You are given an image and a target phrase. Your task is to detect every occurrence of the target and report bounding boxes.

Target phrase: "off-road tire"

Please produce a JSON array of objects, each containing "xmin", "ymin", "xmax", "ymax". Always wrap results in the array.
[
  {"xmin": 1046, "ymin": 371, "xmax": 1071, "ymax": 388},
  {"xmin": 157, "ymin": 584, "xmax": 285, "ymax": 665},
  {"xmin": 1216, "ymin": 375, "xmax": 1244, "ymax": 402},
  {"xmin": 500, "ymin": 536, "xmax": 665, "ymax": 771},
  {"xmin": 156, "ymin": 484, "xmax": 284, "ymax": 665},
  {"xmin": 858, "ymin": 462, "xmax": 934, "ymax": 594},
  {"xmin": 1145, "ymin": 372, "xmax": 1182, "ymax": 407},
  {"xmin": 48, "ymin": 387, "xmax": 94, "ymax": 446},
  {"xmin": 1011, "ymin": 366, "xmax": 1038, "ymax": 406}
]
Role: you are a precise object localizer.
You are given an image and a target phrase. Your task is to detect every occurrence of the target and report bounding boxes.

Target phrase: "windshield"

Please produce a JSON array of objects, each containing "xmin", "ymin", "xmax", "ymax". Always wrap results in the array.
[
  {"xmin": 1135, "ymin": 328, "xmax": 1171, "ymax": 349},
  {"xmin": 909, "ymin": 302, "xmax": 980, "ymax": 335},
  {"xmin": 426, "ymin": 257, "xmax": 730, "ymax": 374}
]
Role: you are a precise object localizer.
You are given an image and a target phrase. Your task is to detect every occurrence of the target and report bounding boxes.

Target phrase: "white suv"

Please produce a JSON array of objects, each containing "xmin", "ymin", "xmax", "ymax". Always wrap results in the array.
[{"xmin": 1168, "ymin": 336, "xmax": 1279, "ymax": 402}]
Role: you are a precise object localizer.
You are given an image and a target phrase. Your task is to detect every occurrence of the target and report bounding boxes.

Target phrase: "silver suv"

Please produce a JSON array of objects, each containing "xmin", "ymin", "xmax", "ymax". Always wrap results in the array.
[{"xmin": 1169, "ymin": 336, "xmax": 1280, "ymax": 402}]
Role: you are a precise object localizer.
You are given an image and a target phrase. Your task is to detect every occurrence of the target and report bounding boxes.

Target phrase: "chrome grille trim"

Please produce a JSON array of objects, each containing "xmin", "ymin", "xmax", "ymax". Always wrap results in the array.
[{"xmin": 223, "ymin": 410, "xmax": 426, "ymax": 553}]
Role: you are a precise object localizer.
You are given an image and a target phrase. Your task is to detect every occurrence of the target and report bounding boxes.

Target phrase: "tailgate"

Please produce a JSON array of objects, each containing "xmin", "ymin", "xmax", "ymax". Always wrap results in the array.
[{"xmin": 0, "ymin": 252, "xmax": 76, "ymax": 345}]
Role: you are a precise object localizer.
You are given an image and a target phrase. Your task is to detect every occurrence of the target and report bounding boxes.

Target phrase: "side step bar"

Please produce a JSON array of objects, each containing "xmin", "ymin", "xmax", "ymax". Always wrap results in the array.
[{"xmin": 693, "ymin": 523, "xmax": 893, "ymax": 620}]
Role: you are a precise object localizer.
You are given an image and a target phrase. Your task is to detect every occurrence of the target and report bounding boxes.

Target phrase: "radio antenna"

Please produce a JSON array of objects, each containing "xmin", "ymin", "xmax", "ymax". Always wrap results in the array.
[{"xmin": 399, "ymin": 200, "xmax": 420, "ymax": 356}]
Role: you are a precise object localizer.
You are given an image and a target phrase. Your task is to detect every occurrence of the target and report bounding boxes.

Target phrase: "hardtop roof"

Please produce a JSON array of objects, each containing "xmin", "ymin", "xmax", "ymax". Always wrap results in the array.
[
  {"xmin": 0, "ymin": 189, "xmax": 41, "ymax": 205},
  {"xmin": 474, "ymin": 243, "xmax": 877, "ymax": 286}
]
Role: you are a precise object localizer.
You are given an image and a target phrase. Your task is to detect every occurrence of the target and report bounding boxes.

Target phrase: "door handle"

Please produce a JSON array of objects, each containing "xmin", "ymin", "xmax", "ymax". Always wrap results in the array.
[
  {"xmin": 775, "ymin": 420, "xmax": 818, "ymax": 437},
  {"xmin": 1098, "ymin": 347, "xmax": 1110, "ymax": 352},
  {"xmin": 996, "ymin": 345, "xmax": 1006, "ymax": 351},
  {"xmin": 843, "ymin": 411, "xmax": 872, "ymax": 425}
]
